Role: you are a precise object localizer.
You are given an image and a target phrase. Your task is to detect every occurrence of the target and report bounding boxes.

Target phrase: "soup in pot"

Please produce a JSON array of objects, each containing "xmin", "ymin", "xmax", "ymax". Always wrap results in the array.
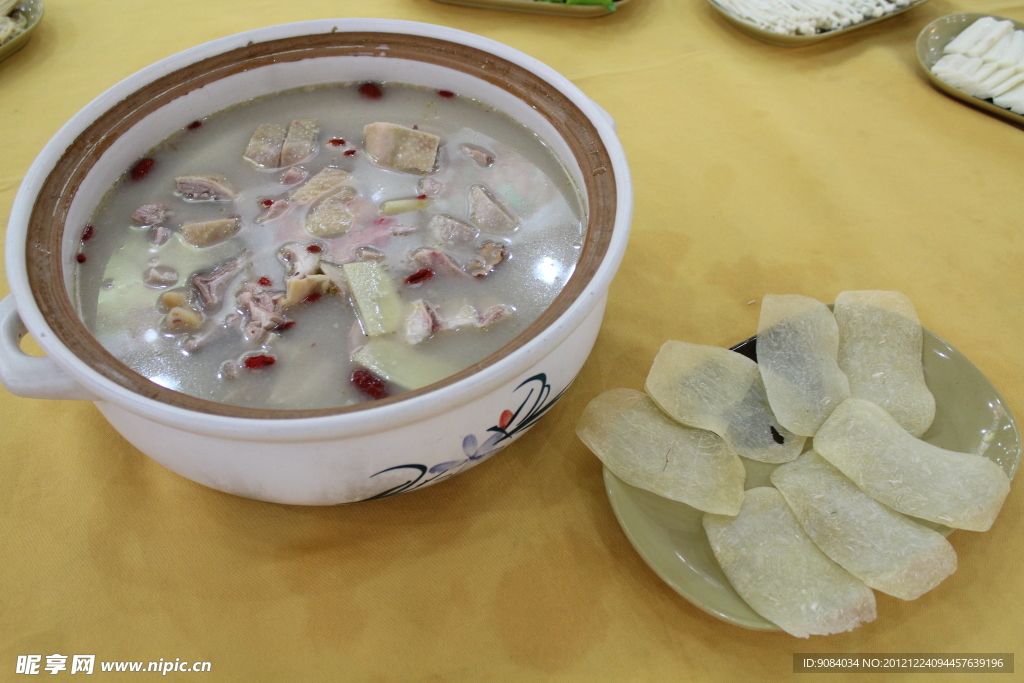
[{"xmin": 74, "ymin": 82, "xmax": 585, "ymax": 410}]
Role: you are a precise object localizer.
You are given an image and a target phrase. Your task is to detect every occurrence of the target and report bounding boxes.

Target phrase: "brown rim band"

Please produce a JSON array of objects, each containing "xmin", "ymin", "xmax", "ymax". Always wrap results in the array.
[{"xmin": 26, "ymin": 31, "xmax": 617, "ymax": 419}]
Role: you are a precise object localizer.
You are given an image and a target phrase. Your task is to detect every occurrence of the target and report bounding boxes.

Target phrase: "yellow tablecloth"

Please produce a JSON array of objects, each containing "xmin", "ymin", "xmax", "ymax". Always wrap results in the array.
[{"xmin": 2, "ymin": 0, "xmax": 1023, "ymax": 680}]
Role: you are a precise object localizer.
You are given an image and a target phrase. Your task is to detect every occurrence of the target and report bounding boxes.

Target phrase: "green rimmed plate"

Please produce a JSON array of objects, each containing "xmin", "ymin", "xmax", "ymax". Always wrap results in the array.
[
  {"xmin": 604, "ymin": 327, "xmax": 1020, "ymax": 630},
  {"xmin": 0, "ymin": 0, "xmax": 42, "ymax": 64},
  {"xmin": 917, "ymin": 12, "xmax": 1024, "ymax": 127}
]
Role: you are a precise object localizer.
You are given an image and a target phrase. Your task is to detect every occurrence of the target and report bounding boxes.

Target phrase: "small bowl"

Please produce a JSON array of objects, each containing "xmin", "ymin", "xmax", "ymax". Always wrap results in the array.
[
  {"xmin": 707, "ymin": 0, "xmax": 929, "ymax": 46},
  {"xmin": 916, "ymin": 12, "xmax": 1024, "ymax": 127},
  {"xmin": 0, "ymin": 19, "xmax": 632, "ymax": 504},
  {"xmin": 430, "ymin": 0, "xmax": 628, "ymax": 18},
  {"xmin": 604, "ymin": 328, "xmax": 1020, "ymax": 630},
  {"xmin": 0, "ymin": 0, "xmax": 43, "ymax": 64}
]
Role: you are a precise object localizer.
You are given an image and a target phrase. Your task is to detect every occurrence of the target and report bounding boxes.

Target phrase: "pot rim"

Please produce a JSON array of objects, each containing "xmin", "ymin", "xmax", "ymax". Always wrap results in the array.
[{"xmin": 6, "ymin": 18, "xmax": 632, "ymax": 440}]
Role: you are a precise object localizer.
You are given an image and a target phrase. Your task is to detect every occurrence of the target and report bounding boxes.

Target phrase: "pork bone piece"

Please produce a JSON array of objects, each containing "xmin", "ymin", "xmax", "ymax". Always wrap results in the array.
[
  {"xmin": 814, "ymin": 398, "xmax": 1011, "ymax": 532},
  {"xmin": 174, "ymin": 175, "xmax": 236, "ymax": 202},
  {"xmin": 363, "ymin": 122, "xmax": 440, "ymax": 174},
  {"xmin": 834, "ymin": 290, "xmax": 935, "ymax": 437},
  {"xmin": 179, "ymin": 217, "xmax": 240, "ymax": 249},
  {"xmin": 703, "ymin": 487, "xmax": 877, "ymax": 638},
  {"xmin": 467, "ymin": 184, "xmax": 518, "ymax": 234},
  {"xmin": 280, "ymin": 119, "xmax": 318, "ymax": 167},
  {"xmin": 288, "ymin": 167, "xmax": 352, "ymax": 205},
  {"xmin": 771, "ymin": 451, "xmax": 957, "ymax": 600},
  {"xmin": 243, "ymin": 123, "xmax": 287, "ymax": 168},
  {"xmin": 645, "ymin": 341, "xmax": 804, "ymax": 463},
  {"xmin": 576, "ymin": 388, "xmax": 745, "ymax": 515},
  {"xmin": 757, "ymin": 294, "xmax": 850, "ymax": 436}
]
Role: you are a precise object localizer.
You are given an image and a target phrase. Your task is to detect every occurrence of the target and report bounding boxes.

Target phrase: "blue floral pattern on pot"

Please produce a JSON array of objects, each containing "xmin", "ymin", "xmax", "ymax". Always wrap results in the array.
[{"xmin": 366, "ymin": 373, "xmax": 567, "ymax": 500}]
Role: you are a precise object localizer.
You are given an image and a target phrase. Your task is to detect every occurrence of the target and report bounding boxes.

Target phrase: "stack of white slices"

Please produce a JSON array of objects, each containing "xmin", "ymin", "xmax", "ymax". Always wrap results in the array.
[
  {"xmin": 713, "ymin": 0, "xmax": 913, "ymax": 36},
  {"xmin": 931, "ymin": 17, "xmax": 1024, "ymax": 114},
  {"xmin": 577, "ymin": 291, "xmax": 1012, "ymax": 637}
]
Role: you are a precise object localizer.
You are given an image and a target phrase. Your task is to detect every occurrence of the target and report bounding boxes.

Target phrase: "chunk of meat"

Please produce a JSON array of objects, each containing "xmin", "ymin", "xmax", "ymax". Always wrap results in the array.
[
  {"xmin": 356, "ymin": 246, "xmax": 385, "ymax": 261},
  {"xmin": 255, "ymin": 199, "xmax": 292, "ymax": 224},
  {"xmin": 363, "ymin": 122, "xmax": 440, "ymax": 174},
  {"xmin": 460, "ymin": 143, "xmax": 495, "ymax": 167},
  {"xmin": 411, "ymin": 248, "xmax": 470, "ymax": 278},
  {"xmin": 468, "ymin": 184, "xmax": 518, "ymax": 233},
  {"xmin": 192, "ymin": 250, "xmax": 251, "ymax": 309},
  {"xmin": 442, "ymin": 303, "xmax": 512, "ymax": 330},
  {"xmin": 243, "ymin": 123, "xmax": 287, "ymax": 168},
  {"xmin": 150, "ymin": 225, "xmax": 171, "ymax": 247},
  {"xmin": 280, "ymin": 166, "xmax": 308, "ymax": 185},
  {"xmin": 143, "ymin": 265, "xmax": 179, "ymax": 288},
  {"xmin": 417, "ymin": 177, "xmax": 444, "ymax": 196},
  {"xmin": 175, "ymin": 175, "xmax": 236, "ymax": 201},
  {"xmin": 289, "ymin": 167, "xmax": 353, "ymax": 205},
  {"xmin": 179, "ymin": 217, "xmax": 240, "ymax": 248},
  {"xmin": 279, "ymin": 243, "xmax": 322, "ymax": 278},
  {"xmin": 306, "ymin": 190, "xmax": 356, "ymax": 237},
  {"xmin": 280, "ymin": 119, "xmax": 319, "ymax": 167},
  {"xmin": 132, "ymin": 203, "xmax": 169, "ymax": 226},
  {"xmin": 279, "ymin": 274, "xmax": 332, "ymax": 308},
  {"xmin": 404, "ymin": 300, "xmax": 442, "ymax": 344},
  {"xmin": 466, "ymin": 241, "xmax": 507, "ymax": 278},
  {"xmin": 237, "ymin": 281, "xmax": 286, "ymax": 343},
  {"xmin": 163, "ymin": 306, "xmax": 204, "ymax": 333},
  {"xmin": 429, "ymin": 214, "xmax": 478, "ymax": 246}
]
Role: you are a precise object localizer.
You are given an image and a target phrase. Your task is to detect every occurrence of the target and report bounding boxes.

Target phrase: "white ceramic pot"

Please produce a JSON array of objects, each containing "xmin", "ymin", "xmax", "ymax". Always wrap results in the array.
[{"xmin": 0, "ymin": 19, "xmax": 631, "ymax": 504}]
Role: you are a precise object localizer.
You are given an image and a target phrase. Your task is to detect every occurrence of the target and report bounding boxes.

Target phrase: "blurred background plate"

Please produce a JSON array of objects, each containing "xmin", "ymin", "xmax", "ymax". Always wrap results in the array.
[
  {"xmin": 707, "ymin": 0, "xmax": 929, "ymax": 46},
  {"xmin": 0, "ymin": 0, "xmax": 43, "ymax": 64},
  {"xmin": 917, "ymin": 13, "xmax": 1024, "ymax": 128},
  {"xmin": 603, "ymin": 327, "xmax": 1020, "ymax": 629},
  {"xmin": 431, "ymin": 0, "xmax": 627, "ymax": 18}
]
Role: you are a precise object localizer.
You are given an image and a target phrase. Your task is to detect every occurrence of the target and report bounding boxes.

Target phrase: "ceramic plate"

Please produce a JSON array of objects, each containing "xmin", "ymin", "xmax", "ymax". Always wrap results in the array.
[
  {"xmin": 430, "ymin": 0, "xmax": 627, "ymax": 18},
  {"xmin": 917, "ymin": 13, "xmax": 1024, "ymax": 127},
  {"xmin": 707, "ymin": 0, "xmax": 928, "ymax": 46},
  {"xmin": 0, "ymin": 0, "xmax": 42, "ymax": 64},
  {"xmin": 604, "ymin": 328, "xmax": 1021, "ymax": 630}
]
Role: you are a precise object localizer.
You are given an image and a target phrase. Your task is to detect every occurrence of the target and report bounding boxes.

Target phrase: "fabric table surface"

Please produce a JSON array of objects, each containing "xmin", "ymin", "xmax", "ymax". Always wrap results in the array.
[{"xmin": 2, "ymin": 0, "xmax": 1022, "ymax": 680}]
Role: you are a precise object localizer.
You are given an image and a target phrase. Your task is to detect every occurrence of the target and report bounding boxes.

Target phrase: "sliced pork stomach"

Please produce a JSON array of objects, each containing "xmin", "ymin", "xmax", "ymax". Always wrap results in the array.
[
  {"xmin": 468, "ymin": 184, "xmax": 518, "ymax": 234},
  {"xmin": 174, "ymin": 175, "xmax": 236, "ymax": 202},
  {"xmin": 280, "ymin": 119, "xmax": 319, "ymax": 167},
  {"xmin": 243, "ymin": 123, "xmax": 287, "ymax": 168},
  {"xmin": 363, "ymin": 122, "xmax": 440, "ymax": 174}
]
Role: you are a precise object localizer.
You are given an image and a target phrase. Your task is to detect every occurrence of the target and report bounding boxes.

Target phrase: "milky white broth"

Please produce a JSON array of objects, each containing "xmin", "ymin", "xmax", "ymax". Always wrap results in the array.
[{"xmin": 75, "ymin": 82, "xmax": 585, "ymax": 410}]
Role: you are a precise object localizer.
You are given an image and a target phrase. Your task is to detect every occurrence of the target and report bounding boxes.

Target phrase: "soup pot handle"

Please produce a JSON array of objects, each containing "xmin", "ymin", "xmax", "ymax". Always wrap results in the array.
[{"xmin": 0, "ymin": 296, "xmax": 95, "ymax": 401}]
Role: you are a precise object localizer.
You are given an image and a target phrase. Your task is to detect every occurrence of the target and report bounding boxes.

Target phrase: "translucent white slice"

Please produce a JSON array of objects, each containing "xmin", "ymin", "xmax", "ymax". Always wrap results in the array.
[
  {"xmin": 703, "ymin": 487, "xmax": 877, "ymax": 638},
  {"xmin": 757, "ymin": 294, "xmax": 850, "ymax": 437},
  {"xmin": 834, "ymin": 291, "xmax": 935, "ymax": 437},
  {"xmin": 981, "ymin": 30, "xmax": 1014, "ymax": 63},
  {"xmin": 576, "ymin": 388, "xmax": 746, "ymax": 515},
  {"xmin": 964, "ymin": 20, "xmax": 1015, "ymax": 58},
  {"xmin": 944, "ymin": 17, "xmax": 998, "ymax": 55},
  {"xmin": 960, "ymin": 60, "xmax": 1002, "ymax": 96},
  {"xmin": 645, "ymin": 341, "xmax": 805, "ymax": 464},
  {"xmin": 815, "ymin": 399, "xmax": 1011, "ymax": 532},
  {"xmin": 771, "ymin": 451, "xmax": 957, "ymax": 600}
]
